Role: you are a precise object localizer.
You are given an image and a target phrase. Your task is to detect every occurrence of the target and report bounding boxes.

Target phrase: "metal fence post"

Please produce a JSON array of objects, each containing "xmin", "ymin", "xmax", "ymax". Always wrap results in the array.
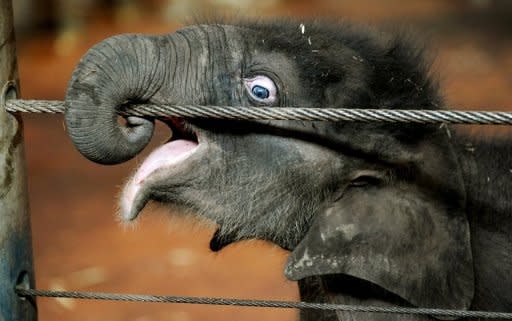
[{"xmin": 0, "ymin": 0, "xmax": 37, "ymax": 320}]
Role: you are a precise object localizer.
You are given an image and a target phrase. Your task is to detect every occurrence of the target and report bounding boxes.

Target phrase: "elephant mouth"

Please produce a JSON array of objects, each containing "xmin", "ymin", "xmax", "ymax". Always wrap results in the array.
[{"xmin": 119, "ymin": 118, "xmax": 201, "ymax": 221}]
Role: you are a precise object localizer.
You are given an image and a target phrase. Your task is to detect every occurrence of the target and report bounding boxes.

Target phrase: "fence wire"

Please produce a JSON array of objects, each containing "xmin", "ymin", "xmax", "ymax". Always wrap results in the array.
[
  {"xmin": 15, "ymin": 288, "xmax": 512, "ymax": 319},
  {"xmin": 6, "ymin": 99, "xmax": 512, "ymax": 124},
  {"xmin": 8, "ymin": 98, "xmax": 512, "ymax": 319}
]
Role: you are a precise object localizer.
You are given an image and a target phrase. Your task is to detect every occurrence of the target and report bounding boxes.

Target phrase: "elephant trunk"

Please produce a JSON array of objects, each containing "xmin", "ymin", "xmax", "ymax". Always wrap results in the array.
[{"xmin": 65, "ymin": 34, "xmax": 170, "ymax": 164}]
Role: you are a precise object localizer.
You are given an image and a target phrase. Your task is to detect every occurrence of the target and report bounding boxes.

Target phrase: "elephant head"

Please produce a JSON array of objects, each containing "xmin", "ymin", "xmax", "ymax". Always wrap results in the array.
[{"xmin": 65, "ymin": 21, "xmax": 474, "ymax": 316}]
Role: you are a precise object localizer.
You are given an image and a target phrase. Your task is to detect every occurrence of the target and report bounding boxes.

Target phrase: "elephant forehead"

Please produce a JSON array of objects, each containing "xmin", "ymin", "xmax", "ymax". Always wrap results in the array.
[{"xmin": 176, "ymin": 24, "xmax": 245, "ymax": 66}]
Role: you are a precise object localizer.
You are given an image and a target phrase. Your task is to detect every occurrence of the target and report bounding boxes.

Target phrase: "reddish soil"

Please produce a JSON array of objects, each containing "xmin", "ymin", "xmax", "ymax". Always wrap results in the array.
[{"xmin": 15, "ymin": 1, "xmax": 512, "ymax": 320}]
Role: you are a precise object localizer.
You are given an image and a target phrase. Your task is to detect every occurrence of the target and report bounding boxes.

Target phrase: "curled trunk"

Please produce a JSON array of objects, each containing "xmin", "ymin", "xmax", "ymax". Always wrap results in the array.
[{"xmin": 65, "ymin": 34, "xmax": 169, "ymax": 164}]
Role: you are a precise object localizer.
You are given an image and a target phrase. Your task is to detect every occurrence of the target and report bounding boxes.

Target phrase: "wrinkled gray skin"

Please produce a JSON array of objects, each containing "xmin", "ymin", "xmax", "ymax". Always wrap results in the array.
[{"xmin": 65, "ymin": 21, "xmax": 512, "ymax": 321}]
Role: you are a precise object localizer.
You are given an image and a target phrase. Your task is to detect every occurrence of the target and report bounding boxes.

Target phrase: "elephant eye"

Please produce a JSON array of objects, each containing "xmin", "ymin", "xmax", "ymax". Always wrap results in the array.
[
  {"xmin": 349, "ymin": 175, "xmax": 382, "ymax": 188},
  {"xmin": 244, "ymin": 75, "xmax": 277, "ymax": 105}
]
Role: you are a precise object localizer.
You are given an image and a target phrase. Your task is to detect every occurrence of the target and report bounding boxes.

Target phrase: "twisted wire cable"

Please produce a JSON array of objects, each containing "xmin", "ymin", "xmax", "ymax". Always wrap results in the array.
[
  {"xmin": 15, "ymin": 288, "xmax": 512, "ymax": 319},
  {"xmin": 6, "ymin": 99, "xmax": 512, "ymax": 320},
  {"xmin": 8, "ymin": 99, "xmax": 512, "ymax": 318},
  {"xmin": 6, "ymin": 99, "xmax": 512, "ymax": 124}
]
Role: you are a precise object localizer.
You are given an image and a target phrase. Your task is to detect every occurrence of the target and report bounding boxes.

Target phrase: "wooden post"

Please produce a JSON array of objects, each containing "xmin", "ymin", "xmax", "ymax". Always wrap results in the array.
[{"xmin": 0, "ymin": 0, "xmax": 37, "ymax": 320}]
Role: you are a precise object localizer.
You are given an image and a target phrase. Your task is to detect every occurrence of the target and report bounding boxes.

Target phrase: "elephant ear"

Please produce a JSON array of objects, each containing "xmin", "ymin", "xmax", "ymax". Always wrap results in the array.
[{"xmin": 285, "ymin": 138, "xmax": 475, "ymax": 312}]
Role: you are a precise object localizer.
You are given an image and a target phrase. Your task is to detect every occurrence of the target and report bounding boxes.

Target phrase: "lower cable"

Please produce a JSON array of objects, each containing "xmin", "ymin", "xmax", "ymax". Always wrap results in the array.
[{"xmin": 15, "ymin": 287, "xmax": 512, "ymax": 319}]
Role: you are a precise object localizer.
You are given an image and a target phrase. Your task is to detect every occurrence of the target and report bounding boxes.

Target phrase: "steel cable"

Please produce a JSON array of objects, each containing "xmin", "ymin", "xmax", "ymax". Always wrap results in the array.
[
  {"xmin": 15, "ymin": 288, "xmax": 512, "ymax": 319},
  {"xmin": 8, "ymin": 99, "xmax": 512, "ymax": 318},
  {"xmin": 6, "ymin": 99, "xmax": 512, "ymax": 124}
]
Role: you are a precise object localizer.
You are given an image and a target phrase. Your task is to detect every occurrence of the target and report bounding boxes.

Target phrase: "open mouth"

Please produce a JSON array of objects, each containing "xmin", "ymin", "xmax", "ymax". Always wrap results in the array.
[
  {"xmin": 120, "ymin": 117, "xmax": 200, "ymax": 221},
  {"xmin": 165, "ymin": 117, "xmax": 199, "ymax": 143}
]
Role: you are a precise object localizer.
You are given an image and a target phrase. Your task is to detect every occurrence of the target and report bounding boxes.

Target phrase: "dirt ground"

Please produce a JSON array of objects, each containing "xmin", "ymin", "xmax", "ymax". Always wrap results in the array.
[{"xmin": 14, "ymin": 1, "xmax": 512, "ymax": 320}]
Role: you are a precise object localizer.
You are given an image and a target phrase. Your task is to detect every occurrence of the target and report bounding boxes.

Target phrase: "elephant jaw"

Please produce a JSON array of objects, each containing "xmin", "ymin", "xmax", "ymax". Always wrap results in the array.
[{"xmin": 120, "ymin": 138, "xmax": 199, "ymax": 221}]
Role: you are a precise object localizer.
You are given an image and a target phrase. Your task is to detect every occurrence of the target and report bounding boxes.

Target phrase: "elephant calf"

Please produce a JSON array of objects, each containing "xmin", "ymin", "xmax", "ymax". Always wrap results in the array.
[{"xmin": 64, "ymin": 20, "xmax": 512, "ymax": 321}]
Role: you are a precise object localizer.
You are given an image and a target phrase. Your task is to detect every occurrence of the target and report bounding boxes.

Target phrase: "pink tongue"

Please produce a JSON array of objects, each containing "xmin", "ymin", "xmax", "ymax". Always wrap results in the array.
[
  {"xmin": 134, "ymin": 140, "xmax": 198, "ymax": 185},
  {"xmin": 120, "ymin": 139, "xmax": 199, "ymax": 220}
]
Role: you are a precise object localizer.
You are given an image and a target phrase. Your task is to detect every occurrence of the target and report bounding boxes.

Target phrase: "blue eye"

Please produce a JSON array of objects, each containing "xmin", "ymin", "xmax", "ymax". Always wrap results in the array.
[
  {"xmin": 251, "ymin": 85, "xmax": 270, "ymax": 99},
  {"xmin": 244, "ymin": 75, "xmax": 278, "ymax": 104}
]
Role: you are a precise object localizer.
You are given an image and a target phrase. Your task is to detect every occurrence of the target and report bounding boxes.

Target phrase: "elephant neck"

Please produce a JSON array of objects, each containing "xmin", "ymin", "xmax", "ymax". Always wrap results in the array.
[
  {"xmin": 452, "ymin": 132, "xmax": 512, "ymax": 311},
  {"xmin": 297, "ymin": 276, "xmax": 435, "ymax": 321},
  {"xmin": 297, "ymin": 276, "xmax": 340, "ymax": 321},
  {"xmin": 453, "ymin": 132, "xmax": 512, "ymax": 230}
]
